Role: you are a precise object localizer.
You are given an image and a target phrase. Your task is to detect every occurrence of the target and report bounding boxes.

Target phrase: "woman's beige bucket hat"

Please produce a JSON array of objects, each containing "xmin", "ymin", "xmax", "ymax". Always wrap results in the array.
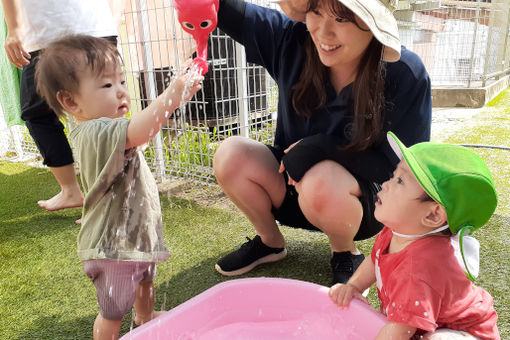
[
  {"xmin": 339, "ymin": 0, "xmax": 401, "ymax": 62},
  {"xmin": 274, "ymin": 0, "xmax": 402, "ymax": 62}
]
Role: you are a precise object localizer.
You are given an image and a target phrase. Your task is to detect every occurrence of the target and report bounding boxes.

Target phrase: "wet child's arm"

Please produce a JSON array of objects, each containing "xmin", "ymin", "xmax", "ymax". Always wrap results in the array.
[
  {"xmin": 329, "ymin": 257, "xmax": 375, "ymax": 307},
  {"xmin": 375, "ymin": 322, "xmax": 417, "ymax": 340},
  {"xmin": 125, "ymin": 68, "xmax": 203, "ymax": 150}
]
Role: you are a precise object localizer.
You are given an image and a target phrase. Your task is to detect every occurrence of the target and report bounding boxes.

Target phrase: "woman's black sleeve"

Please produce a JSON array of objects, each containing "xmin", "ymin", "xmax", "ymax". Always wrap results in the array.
[{"xmin": 217, "ymin": 0, "xmax": 246, "ymax": 42}]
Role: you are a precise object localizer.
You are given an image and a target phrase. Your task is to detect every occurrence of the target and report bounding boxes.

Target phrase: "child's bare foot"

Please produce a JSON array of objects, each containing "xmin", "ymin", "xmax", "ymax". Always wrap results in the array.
[
  {"xmin": 37, "ymin": 190, "xmax": 84, "ymax": 211},
  {"xmin": 134, "ymin": 310, "xmax": 165, "ymax": 326}
]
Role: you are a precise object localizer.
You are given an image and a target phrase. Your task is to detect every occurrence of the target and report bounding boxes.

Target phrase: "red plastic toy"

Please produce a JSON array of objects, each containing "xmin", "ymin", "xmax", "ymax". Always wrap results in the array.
[{"xmin": 174, "ymin": 0, "xmax": 219, "ymax": 75}]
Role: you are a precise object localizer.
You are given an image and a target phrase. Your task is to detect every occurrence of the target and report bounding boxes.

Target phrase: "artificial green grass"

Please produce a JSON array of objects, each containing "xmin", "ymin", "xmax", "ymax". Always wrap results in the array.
[
  {"xmin": 437, "ymin": 88, "xmax": 510, "ymax": 339},
  {"xmin": 1, "ymin": 88, "xmax": 509, "ymax": 339},
  {"xmin": 0, "ymin": 163, "xmax": 346, "ymax": 339}
]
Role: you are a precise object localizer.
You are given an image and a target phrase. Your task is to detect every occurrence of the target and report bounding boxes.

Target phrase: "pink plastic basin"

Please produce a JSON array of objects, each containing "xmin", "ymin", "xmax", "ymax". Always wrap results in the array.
[{"xmin": 120, "ymin": 277, "xmax": 386, "ymax": 339}]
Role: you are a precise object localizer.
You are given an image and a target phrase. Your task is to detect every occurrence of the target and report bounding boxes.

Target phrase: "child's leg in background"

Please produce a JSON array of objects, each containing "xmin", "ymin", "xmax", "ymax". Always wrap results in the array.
[{"xmin": 133, "ymin": 280, "xmax": 164, "ymax": 325}]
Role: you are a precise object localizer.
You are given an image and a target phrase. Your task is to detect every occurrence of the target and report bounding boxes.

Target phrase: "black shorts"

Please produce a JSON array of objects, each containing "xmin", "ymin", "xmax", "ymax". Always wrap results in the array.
[{"xmin": 268, "ymin": 145, "xmax": 383, "ymax": 241}]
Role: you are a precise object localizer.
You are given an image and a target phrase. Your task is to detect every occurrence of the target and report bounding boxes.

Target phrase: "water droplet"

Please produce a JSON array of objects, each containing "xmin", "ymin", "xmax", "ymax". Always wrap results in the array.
[
  {"xmin": 164, "ymin": 110, "xmax": 170, "ymax": 118},
  {"xmin": 415, "ymin": 301, "xmax": 420, "ymax": 306},
  {"xmin": 168, "ymin": 99, "xmax": 173, "ymax": 106},
  {"xmin": 423, "ymin": 312, "xmax": 428, "ymax": 317},
  {"xmin": 392, "ymin": 302, "xmax": 396, "ymax": 307},
  {"xmin": 156, "ymin": 116, "xmax": 159, "ymax": 123},
  {"xmin": 109, "ymin": 286, "xmax": 113, "ymax": 297}
]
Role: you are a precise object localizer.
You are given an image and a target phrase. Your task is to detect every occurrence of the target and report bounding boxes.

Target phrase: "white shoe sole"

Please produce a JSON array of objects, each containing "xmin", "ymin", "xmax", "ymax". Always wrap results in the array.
[{"xmin": 215, "ymin": 249, "xmax": 288, "ymax": 276}]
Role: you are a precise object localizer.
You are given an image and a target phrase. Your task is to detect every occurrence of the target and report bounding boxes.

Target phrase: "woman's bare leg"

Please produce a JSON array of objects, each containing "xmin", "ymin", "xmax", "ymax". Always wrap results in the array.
[
  {"xmin": 294, "ymin": 160, "xmax": 363, "ymax": 253},
  {"xmin": 37, "ymin": 164, "xmax": 83, "ymax": 211},
  {"xmin": 213, "ymin": 136, "xmax": 287, "ymax": 248}
]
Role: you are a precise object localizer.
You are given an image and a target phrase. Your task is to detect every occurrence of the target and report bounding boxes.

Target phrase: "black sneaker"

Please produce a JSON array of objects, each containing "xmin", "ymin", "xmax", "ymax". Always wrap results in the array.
[
  {"xmin": 331, "ymin": 251, "xmax": 365, "ymax": 284},
  {"xmin": 215, "ymin": 236, "xmax": 287, "ymax": 276}
]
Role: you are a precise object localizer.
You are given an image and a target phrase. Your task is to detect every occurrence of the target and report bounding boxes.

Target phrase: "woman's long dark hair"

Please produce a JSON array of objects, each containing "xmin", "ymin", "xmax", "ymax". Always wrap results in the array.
[{"xmin": 290, "ymin": 0, "xmax": 387, "ymax": 151}]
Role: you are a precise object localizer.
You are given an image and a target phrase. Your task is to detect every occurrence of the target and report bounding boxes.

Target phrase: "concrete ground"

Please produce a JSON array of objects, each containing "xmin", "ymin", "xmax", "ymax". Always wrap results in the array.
[{"xmin": 431, "ymin": 107, "xmax": 484, "ymax": 142}]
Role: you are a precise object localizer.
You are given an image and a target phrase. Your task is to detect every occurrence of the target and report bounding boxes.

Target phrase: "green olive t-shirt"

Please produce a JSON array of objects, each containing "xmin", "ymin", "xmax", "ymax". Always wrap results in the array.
[{"xmin": 70, "ymin": 118, "xmax": 170, "ymax": 262}]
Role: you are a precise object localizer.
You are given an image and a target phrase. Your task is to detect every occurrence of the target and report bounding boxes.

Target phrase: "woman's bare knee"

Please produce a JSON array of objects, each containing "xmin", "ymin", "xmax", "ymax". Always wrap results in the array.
[
  {"xmin": 299, "ymin": 161, "xmax": 359, "ymax": 207},
  {"xmin": 297, "ymin": 161, "xmax": 362, "ymax": 229},
  {"xmin": 213, "ymin": 136, "xmax": 248, "ymax": 182}
]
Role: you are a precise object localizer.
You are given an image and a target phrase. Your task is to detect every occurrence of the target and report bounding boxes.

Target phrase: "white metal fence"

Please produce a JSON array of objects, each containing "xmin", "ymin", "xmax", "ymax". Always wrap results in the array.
[
  {"xmin": 1, "ymin": 0, "xmax": 509, "ymax": 184},
  {"xmin": 398, "ymin": 0, "xmax": 510, "ymax": 87}
]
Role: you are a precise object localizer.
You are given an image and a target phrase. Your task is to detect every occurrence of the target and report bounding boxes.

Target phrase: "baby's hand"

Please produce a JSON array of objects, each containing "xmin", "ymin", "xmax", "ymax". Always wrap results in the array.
[
  {"xmin": 329, "ymin": 283, "xmax": 366, "ymax": 308},
  {"xmin": 178, "ymin": 60, "xmax": 204, "ymax": 100},
  {"xmin": 166, "ymin": 60, "xmax": 204, "ymax": 107}
]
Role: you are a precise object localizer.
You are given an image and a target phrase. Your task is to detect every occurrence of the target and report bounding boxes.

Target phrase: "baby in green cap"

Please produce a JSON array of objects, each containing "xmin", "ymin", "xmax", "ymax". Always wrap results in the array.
[{"xmin": 329, "ymin": 132, "xmax": 500, "ymax": 340}]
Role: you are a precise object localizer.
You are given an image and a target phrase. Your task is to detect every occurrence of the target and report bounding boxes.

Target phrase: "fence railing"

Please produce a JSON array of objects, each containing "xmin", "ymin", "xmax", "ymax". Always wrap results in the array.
[
  {"xmin": 400, "ymin": 0, "xmax": 510, "ymax": 87},
  {"xmin": 1, "ymin": 0, "xmax": 509, "ymax": 184}
]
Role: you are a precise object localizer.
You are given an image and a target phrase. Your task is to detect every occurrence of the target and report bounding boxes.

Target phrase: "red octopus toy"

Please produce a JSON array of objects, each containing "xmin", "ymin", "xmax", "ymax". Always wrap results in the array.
[{"xmin": 174, "ymin": 0, "xmax": 219, "ymax": 75}]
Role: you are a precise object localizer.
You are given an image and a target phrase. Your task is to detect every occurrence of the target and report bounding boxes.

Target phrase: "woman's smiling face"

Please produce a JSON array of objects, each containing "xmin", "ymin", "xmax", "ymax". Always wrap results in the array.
[{"xmin": 305, "ymin": 1, "xmax": 374, "ymax": 71}]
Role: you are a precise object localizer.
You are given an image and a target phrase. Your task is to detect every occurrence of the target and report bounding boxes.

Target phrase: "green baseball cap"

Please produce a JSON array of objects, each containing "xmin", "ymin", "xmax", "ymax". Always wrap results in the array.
[{"xmin": 387, "ymin": 131, "xmax": 498, "ymax": 234}]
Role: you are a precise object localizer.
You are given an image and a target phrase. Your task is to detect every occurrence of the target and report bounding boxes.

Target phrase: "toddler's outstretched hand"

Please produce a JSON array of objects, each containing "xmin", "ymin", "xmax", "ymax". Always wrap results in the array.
[
  {"xmin": 125, "ymin": 60, "xmax": 203, "ymax": 150},
  {"xmin": 329, "ymin": 283, "xmax": 367, "ymax": 308},
  {"xmin": 167, "ymin": 60, "xmax": 204, "ymax": 107}
]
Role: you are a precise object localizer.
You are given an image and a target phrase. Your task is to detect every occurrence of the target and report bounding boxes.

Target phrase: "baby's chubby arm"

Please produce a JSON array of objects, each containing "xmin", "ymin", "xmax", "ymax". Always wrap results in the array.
[
  {"xmin": 125, "ymin": 62, "xmax": 203, "ymax": 150},
  {"xmin": 328, "ymin": 257, "xmax": 375, "ymax": 307}
]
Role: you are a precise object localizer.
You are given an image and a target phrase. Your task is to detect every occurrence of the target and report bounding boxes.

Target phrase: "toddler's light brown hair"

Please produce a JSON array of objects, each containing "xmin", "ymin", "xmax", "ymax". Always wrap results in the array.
[{"xmin": 35, "ymin": 34, "xmax": 121, "ymax": 117}]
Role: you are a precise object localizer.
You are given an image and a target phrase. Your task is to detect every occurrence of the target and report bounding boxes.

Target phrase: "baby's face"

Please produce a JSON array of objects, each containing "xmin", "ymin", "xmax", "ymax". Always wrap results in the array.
[
  {"xmin": 72, "ymin": 61, "xmax": 130, "ymax": 122},
  {"xmin": 374, "ymin": 160, "xmax": 432, "ymax": 233}
]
